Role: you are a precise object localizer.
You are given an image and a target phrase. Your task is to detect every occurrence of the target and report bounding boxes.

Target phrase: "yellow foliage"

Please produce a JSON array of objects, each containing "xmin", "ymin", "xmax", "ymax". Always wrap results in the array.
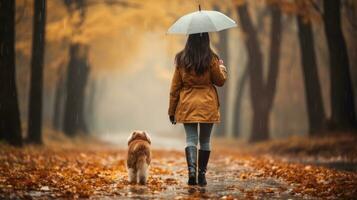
[{"xmin": 15, "ymin": 0, "xmax": 237, "ymax": 84}]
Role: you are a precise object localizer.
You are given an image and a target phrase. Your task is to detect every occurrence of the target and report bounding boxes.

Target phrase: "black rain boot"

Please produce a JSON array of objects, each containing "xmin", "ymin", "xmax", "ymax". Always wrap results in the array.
[
  {"xmin": 185, "ymin": 146, "xmax": 197, "ymax": 185},
  {"xmin": 198, "ymin": 150, "xmax": 210, "ymax": 186}
]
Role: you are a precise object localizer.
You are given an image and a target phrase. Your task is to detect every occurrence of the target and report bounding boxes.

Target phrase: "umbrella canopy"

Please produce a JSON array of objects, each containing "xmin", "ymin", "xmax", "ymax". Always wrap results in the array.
[{"xmin": 168, "ymin": 10, "xmax": 237, "ymax": 35}]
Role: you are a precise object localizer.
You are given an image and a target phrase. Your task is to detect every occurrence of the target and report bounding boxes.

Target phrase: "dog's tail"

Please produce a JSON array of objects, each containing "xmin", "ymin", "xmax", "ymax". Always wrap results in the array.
[
  {"xmin": 133, "ymin": 143, "xmax": 151, "ymax": 164},
  {"xmin": 136, "ymin": 154, "xmax": 149, "ymax": 184}
]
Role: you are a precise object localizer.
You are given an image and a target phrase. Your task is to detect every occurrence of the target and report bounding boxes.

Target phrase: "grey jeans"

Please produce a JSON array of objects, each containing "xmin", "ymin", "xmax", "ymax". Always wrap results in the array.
[{"xmin": 183, "ymin": 123, "xmax": 213, "ymax": 151}]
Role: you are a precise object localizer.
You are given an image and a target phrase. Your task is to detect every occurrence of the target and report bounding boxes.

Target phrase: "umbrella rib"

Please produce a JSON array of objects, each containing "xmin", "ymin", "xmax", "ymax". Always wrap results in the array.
[
  {"xmin": 204, "ymin": 12, "xmax": 219, "ymax": 32},
  {"xmin": 186, "ymin": 14, "xmax": 196, "ymax": 34}
]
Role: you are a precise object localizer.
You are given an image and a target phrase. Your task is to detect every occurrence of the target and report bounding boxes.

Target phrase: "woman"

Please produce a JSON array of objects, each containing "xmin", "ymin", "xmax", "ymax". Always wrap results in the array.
[{"xmin": 168, "ymin": 32, "xmax": 227, "ymax": 186}]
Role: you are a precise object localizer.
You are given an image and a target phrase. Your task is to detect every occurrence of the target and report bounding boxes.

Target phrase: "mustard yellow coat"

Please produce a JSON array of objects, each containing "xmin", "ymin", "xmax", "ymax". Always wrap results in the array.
[{"xmin": 168, "ymin": 58, "xmax": 227, "ymax": 123}]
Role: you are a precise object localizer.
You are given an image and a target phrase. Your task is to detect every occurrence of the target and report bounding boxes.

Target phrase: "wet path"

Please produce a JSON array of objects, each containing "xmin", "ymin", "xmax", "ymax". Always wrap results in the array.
[
  {"xmin": 97, "ymin": 150, "xmax": 313, "ymax": 199},
  {"xmin": 97, "ymin": 134, "xmax": 312, "ymax": 199}
]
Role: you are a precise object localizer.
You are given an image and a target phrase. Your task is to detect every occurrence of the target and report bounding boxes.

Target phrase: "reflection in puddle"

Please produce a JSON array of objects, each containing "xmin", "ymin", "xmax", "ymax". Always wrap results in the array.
[
  {"xmin": 185, "ymin": 186, "xmax": 210, "ymax": 198},
  {"xmin": 129, "ymin": 185, "xmax": 148, "ymax": 195},
  {"xmin": 187, "ymin": 186, "xmax": 196, "ymax": 195},
  {"xmin": 199, "ymin": 187, "xmax": 207, "ymax": 194}
]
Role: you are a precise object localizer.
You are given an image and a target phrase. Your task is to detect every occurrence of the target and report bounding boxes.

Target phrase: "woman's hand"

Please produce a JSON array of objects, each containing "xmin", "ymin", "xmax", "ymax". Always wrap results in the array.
[
  {"xmin": 220, "ymin": 65, "xmax": 227, "ymax": 71},
  {"xmin": 219, "ymin": 59, "xmax": 226, "ymax": 71},
  {"xmin": 169, "ymin": 115, "xmax": 176, "ymax": 125}
]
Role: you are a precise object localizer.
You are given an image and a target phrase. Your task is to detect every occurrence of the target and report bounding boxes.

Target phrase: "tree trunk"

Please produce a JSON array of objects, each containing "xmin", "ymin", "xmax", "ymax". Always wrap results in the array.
[
  {"xmin": 215, "ymin": 29, "xmax": 229, "ymax": 137},
  {"xmin": 27, "ymin": 0, "xmax": 46, "ymax": 144},
  {"xmin": 237, "ymin": 4, "xmax": 265, "ymax": 142},
  {"xmin": 63, "ymin": 43, "xmax": 90, "ymax": 136},
  {"xmin": 323, "ymin": 0, "xmax": 356, "ymax": 130},
  {"xmin": 232, "ymin": 6, "xmax": 269, "ymax": 138},
  {"xmin": 265, "ymin": 6, "xmax": 282, "ymax": 110},
  {"xmin": 250, "ymin": 108, "xmax": 270, "ymax": 141},
  {"xmin": 296, "ymin": 16, "xmax": 327, "ymax": 135},
  {"xmin": 232, "ymin": 67, "xmax": 249, "ymax": 138},
  {"xmin": 0, "ymin": 0, "xmax": 23, "ymax": 146},
  {"xmin": 237, "ymin": 4, "xmax": 282, "ymax": 142}
]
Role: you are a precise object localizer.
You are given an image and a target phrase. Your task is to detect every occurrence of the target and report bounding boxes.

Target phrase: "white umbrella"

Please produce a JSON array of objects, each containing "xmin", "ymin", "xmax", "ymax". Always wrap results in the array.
[{"xmin": 168, "ymin": 8, "xmax": 237, "ymax": 35}]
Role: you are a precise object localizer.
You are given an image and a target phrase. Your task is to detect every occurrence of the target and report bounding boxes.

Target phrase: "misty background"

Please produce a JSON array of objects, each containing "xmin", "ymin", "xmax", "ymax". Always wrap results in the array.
[{"xmin": 4, "ymin": 0, "xmax": 357, "ymax": 147}]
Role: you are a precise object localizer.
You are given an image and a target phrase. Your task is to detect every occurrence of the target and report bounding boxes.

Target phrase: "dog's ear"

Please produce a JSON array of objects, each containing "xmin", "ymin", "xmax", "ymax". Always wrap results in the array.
[
  {"xmin": 127, "ymin": 131, "xmax": 137, "ymax": 145},
  {"xmin": 143, "ymin": 131, "xmax": 151, "ymax": 144}
]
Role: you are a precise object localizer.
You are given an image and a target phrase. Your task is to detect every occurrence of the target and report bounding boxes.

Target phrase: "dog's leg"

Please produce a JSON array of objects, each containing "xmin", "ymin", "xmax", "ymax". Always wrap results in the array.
[
  {"xmin": 137, "ymin": 163, "xmax": 148, "ymax": 185},
  {"xmin": 128, "ymin": 168, "xmax": 137, "ymax": 184}
]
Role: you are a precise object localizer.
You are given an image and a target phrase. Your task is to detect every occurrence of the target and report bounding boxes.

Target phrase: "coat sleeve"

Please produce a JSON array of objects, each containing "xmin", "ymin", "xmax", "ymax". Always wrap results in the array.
[
  {"xmin": 168, "ymin": 67, "xmax": 183, "ymax": 116},
  {"xmin": 210, "ymin": 59, "xmax": 227, "ymax": 87}
]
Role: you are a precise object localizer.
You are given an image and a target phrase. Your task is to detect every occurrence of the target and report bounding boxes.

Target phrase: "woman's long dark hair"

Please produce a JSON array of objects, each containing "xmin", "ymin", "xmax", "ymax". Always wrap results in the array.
[{"xmin": 175, "ymin": 32, "xmax": 218, "ymax": 75}]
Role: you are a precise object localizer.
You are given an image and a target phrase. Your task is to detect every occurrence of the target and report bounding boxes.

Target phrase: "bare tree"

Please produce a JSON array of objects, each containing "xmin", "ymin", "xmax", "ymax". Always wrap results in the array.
[
  {"xmin": 63, "ymin": 43, "xmax": 90, "ymax": 136},
  {"xmin": 27, "ymin": 0, "xmax": 47, "ymax": 144},
  {"xmin": 0, "ymin": 0, "xmax": 23, "ymax": 146},
  {"xmin": 233, "ymin": 6, "xmax": 269, "ymax": 138},
  {"xmin": 296, "ymin": 13, "xmax": 327, "ymax": 135},
  {"xmin": 323, "ymin": 0, "xmax": 356, "ymax": 130},
  {"xmin": 62, "ymin": 0, "xmax": 90, "ymax": 136},
  {"xmin": 236, "ymin": 3, "xmax": 282, "ymax": 142}
]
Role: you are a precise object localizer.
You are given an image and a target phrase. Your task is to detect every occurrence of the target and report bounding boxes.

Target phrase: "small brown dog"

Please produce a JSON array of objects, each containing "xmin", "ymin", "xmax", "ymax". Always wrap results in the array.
[{"xmin": 126, "ymin": 131, "xmax": 151, "ymax": 184}]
